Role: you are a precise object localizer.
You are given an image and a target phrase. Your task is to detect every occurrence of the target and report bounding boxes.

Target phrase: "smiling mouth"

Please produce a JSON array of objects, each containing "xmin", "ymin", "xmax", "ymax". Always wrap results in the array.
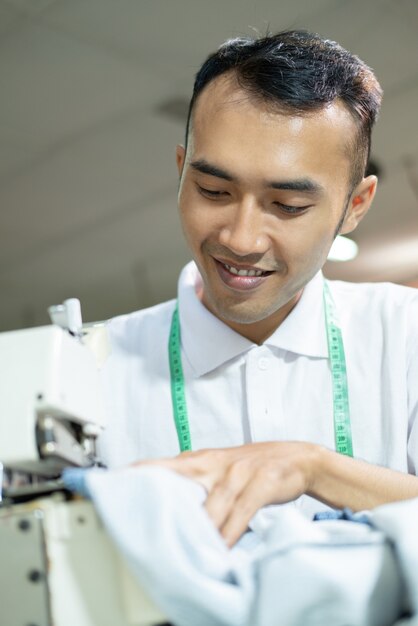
[
  {"xmin": 221, "ymin": 261, "xmax": 273, "ymax": 277},
  {"xmin": 212, "ymin": 258, "xmax": 274, "ymax": 291}
]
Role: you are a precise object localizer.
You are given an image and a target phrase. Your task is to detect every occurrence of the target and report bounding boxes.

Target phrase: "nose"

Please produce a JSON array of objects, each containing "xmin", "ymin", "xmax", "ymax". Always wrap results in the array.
[{"xmin": 218, "ymin": 197, "xmax": 269, "ymax": 256}]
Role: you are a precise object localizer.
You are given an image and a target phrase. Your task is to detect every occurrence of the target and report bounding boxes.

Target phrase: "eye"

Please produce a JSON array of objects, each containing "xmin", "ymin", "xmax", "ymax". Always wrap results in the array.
[
  {"xmin": 197, "ymin": 185, "xmax": 228, "ymax": 199},
  {"xmin": 274, "ymin": 202, "xmax": 311, "ymax": 215}
]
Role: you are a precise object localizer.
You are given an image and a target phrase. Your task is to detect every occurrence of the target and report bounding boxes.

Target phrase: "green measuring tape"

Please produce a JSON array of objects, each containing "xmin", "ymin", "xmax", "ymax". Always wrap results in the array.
[
  {"xmin": 168, "ymin": 306, "xmax": 192, "ymax": 452},
  {"xmin": 169, "ymin": 281, "xmax": 353, "ymax": 457},
  {"xmin": 323, "ymin": 281, "xmax": 353, "ymax": 456}
]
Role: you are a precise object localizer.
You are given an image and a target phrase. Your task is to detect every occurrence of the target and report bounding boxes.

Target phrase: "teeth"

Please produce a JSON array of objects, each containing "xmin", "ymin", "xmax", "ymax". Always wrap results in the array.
[{"xmin": 224, "ymin": 263, "xmax": 265, "ymax": 277}]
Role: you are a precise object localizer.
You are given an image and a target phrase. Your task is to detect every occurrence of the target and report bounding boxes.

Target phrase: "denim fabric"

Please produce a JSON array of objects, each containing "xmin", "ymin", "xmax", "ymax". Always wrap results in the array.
[{"xmin": 313, "ymin": 507, "xmax": 371, "ymax": 525}]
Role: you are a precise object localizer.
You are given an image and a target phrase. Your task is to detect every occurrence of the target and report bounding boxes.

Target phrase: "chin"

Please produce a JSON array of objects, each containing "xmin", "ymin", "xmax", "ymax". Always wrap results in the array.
[{"xmin": 212, "ymin": 298, "xmax": 275, "ymax": 325}]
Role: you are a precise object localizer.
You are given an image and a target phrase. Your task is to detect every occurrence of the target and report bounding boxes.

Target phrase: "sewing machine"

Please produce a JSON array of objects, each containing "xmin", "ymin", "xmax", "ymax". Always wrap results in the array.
[{"xmin": 0, "ymin": 300, "xmax": 165, "ymax": 626}]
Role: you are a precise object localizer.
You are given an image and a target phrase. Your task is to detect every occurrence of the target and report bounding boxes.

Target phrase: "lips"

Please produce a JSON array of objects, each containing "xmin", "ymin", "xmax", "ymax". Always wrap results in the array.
[{"xmin": 214, "ymin": 258, "xmax": 273, "ymax": 291}]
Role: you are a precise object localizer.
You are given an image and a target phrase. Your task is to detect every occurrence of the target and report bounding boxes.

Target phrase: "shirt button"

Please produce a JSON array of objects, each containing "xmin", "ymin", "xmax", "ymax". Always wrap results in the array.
[{"xmin": 258, "ymin": 357, "xmax": 269, "ymax": 370}]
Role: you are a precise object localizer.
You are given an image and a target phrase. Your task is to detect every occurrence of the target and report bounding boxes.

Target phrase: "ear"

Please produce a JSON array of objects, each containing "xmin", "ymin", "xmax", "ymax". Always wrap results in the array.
[
  {"xmin": 176, "ymin": 144, "xmax": 186, "ymax": 177},
  {"xmin": 339, "ymin": 175, "xmax": 378, "ymax": 235}
]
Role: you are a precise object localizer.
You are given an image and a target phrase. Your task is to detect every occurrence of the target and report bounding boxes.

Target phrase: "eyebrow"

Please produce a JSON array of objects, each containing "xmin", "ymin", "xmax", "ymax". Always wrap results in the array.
[
  {"xmin": 191, "ymin": 159, "xmax": 234, "ymax": 182},
  {"xmin": 190, "ymin": 158, "xmax": 324, "ymax": 194}
]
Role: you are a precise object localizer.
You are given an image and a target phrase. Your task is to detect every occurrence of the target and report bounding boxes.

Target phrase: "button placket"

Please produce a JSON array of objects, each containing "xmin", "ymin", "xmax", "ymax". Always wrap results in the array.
[{"xmin": 245, "ymin": 347, "xmax": 274, "ymax": 442}]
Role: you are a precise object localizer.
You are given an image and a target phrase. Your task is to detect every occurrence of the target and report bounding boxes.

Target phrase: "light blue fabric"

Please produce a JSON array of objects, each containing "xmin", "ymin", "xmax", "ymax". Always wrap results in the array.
[
  {"xmin": 62, "ymin": 464, "xmax": 416, "ymax": 626},
  {"xmin": 62, "ymin": 467, "xmax": 94, "ymax": 499},
  {"xmin": 85, "ymin": 466, "xmax": 254, "ymax": 626}
]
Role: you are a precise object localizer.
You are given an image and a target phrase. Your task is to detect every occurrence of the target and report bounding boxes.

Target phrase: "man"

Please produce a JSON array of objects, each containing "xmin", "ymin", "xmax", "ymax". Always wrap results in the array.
[{"xmin": 99, "ymin": 30, "xmax": 418, "ymax": 547}]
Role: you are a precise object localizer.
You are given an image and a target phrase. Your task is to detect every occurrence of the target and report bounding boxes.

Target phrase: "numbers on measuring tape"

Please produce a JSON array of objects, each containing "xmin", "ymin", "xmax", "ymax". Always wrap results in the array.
[
  {"xmin": 323, "ymin": 281, "xmax": 353, "ymax": 457},
  {"xmin": 168, "ymin": 306, "xmax": 192, "ymax": 452}
]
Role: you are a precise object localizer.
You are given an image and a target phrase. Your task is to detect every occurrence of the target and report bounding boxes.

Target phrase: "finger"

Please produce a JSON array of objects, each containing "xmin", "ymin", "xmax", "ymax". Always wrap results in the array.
[
  {"xmin": 132, "ymin": 453, "xmax": 218, "ymax": 491},
  {"xmin": 131, "ymin": 457, "xmax": 177, "ymax": 470},
  {"xmin": 219, "ymin": 478, "xmax": 267, "ymax": 547},
  {"xmin": 205, "ymin": 461, "xmax": 253, "ymax": 530},
  {"xmin": 219, "ymin": 465, "xmax": 307, "ymax": 547}
]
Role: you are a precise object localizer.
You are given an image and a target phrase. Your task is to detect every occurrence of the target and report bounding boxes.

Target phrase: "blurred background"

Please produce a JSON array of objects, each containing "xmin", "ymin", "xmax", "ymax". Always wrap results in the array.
[{"xmin": 0, "ymin": 0, "xmax": 417, "ymax": 331}]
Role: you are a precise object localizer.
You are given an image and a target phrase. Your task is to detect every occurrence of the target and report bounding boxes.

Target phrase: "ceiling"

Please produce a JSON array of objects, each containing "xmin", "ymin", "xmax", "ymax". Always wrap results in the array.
[{"xmin": 0, "ymin": 0, "xmax": 417, "ymax": 331}]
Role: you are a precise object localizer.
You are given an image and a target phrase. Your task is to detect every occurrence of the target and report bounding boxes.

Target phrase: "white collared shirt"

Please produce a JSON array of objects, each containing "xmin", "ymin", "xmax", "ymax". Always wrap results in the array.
[{"xmin": 98, "ymin": 261, "xmax": 418, "ymax": 517}]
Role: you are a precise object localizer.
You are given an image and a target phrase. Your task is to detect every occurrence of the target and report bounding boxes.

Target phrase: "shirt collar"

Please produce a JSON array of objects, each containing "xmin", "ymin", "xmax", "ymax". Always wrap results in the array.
[
  {"xmin": 178, "ymin": 262, "xmax": 253, "ymax": 377},
  {"xmin": 178, "ymin": 262, "xmax": 328, "ymax": 378}
]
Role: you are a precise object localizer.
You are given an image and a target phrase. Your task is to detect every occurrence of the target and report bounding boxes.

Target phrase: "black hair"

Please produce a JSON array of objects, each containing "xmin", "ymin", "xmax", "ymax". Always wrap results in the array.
[{"xmin": 185, "ymin": 30, "xmax": 383, "ymax": 188}]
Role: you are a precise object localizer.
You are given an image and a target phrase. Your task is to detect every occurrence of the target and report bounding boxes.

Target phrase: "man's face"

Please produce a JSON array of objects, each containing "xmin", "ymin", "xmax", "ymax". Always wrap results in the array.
[{"xmin": 176, "ymin": 77, "xmax": 373, "ymax": 341}]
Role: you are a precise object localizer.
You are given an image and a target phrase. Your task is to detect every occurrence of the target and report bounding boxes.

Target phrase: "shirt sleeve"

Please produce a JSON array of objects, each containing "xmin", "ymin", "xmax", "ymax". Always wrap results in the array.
[{"xmin": 406, "ymin": 292, "xmax": 418, "ymax": 474}]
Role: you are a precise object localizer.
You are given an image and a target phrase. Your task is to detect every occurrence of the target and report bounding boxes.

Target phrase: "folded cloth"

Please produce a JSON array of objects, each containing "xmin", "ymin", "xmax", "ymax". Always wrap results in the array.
[
  {"xmin": 65, "ymin": 466, "xmax": 254, "ymax": 626},
  {"xmin": 369, "ymin": 498, "xmax": 418, "ymax": 619},
  {"xmin": 253, "ymin": 508, "xmax": 402, "ymax": 626},
  {"xmin": 63, "ymin": 467, "xmax": 414, "ymax": 626}
]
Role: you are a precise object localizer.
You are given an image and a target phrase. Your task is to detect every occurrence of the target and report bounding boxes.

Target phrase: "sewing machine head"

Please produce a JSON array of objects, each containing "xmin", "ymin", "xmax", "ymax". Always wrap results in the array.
[{"xmin": 0, "ymin": 299, "xmax": 106, "ymax": 502}]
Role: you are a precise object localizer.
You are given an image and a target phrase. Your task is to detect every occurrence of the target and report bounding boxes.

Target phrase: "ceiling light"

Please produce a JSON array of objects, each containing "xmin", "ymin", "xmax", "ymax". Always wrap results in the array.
[{"xmin": 327, "ymin": 236, "xmax": 359, "ymax": 262}]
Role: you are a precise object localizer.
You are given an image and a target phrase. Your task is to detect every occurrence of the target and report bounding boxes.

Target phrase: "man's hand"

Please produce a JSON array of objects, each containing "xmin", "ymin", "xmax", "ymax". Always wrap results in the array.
[
  {"xmin": 134, "ymin": 441, "xmax": 320, "ymax": 547},
  {"xmin": 135, "ymin": 441, "xmax": 418, "ymax": 547}
]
